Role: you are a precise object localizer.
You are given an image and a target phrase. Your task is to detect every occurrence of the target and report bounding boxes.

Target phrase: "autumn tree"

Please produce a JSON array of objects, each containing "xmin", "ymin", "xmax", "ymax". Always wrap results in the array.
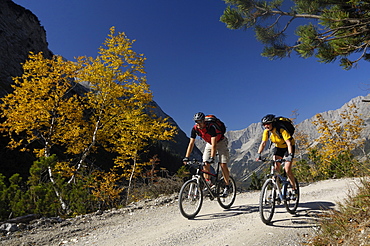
[
  {"xmin": 0, "ymin": 52, "xmax": 83, "ymax": 158},
  {"xmin": 0, "ymin": 27, "xmax": 177, "ymax": 213},
  {"xmin": 221, "ymin": 0, "xmax": 370, "ymax": 69},
  {"xmin": 0, "ymin": 52, "xmax": 84, "ymax": 210},
  {"xmin": 311, "ymin": 103, "xmax": 364, "ymax": 178},
  {"xmin": 73, "ymin": 27, "xmax": 177, "ymax": 204}
]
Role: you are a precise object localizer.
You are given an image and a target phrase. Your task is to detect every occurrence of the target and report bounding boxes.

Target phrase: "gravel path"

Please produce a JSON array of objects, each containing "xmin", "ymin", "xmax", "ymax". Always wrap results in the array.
[{"xmin": 1, "ymin": 177, "xmax": 361, "ymax": 246}]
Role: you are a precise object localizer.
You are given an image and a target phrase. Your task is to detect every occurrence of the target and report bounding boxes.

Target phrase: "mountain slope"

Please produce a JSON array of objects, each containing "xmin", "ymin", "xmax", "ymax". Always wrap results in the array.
[{"xmin": 196, "ymin": 94, "xmax": 370, "ymax": 186}]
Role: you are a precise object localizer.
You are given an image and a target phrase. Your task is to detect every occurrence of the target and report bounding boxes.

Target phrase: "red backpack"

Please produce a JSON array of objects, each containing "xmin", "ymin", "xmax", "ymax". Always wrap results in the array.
[{"xmin": 204, "ymin": 115, "xmax": 226, "ymax": 135}]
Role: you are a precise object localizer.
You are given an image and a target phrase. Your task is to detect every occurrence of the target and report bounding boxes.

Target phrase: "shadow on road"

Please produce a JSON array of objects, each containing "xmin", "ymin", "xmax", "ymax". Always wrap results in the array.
[
  {"xmin": 267, "ymin": 200, "xmax": 336, "ymax": 228},
  {"xmin": 192, "ymin": 204, "xmax": 259, "ymax": 221},
  {"xmin": 192, "ymin": 200, "xmax": 337, "ymax": 230}
]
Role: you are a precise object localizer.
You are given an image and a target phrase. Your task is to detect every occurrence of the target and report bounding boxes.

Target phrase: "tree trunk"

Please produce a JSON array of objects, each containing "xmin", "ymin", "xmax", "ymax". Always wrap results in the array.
[{"xmin": 126, "ymin": 154, "xmax": 138, "ymax": 205}]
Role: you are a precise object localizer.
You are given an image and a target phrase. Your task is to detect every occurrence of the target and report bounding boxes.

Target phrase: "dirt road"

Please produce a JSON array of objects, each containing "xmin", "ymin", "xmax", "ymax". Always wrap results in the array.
[{"xmin": 2, "ymin": 177, "xmax": 361, "ymax": 246}]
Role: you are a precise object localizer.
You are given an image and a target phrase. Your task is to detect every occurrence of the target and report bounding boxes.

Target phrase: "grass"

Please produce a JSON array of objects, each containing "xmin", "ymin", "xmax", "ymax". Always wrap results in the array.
[{"xmin": 307, "ymin": 178, "xmax": 370, "ymax": 245}]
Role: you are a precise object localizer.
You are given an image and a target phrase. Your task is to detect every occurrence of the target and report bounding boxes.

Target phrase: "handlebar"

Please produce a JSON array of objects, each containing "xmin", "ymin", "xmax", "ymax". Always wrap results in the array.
[
  {"xmin": 261, "ymin": 158, "xmax": 286, "ymax": 163},
  {"xmin": 184, "ymin": 159, "xmax": 202, "ymax": 165}
]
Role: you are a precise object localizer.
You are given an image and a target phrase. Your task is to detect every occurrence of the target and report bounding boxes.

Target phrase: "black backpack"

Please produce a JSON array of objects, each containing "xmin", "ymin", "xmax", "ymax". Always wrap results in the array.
[
  {"xmin": 205, "ymin": 115, "xmax": 226, "ymax": 135},
  {"xmin": 274, "ymin": 116, "xmax": 295, "ymax": 139}
]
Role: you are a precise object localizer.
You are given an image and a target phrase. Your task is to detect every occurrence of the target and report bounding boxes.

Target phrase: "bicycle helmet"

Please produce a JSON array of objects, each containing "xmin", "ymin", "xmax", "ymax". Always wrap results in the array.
[
  {"xmin": 261, "ymin": 114, "xmax": 275, "ymax": 124},
  {"xmin": 193, "ymin": 112, "xmax": 205, "ymax": 122}
]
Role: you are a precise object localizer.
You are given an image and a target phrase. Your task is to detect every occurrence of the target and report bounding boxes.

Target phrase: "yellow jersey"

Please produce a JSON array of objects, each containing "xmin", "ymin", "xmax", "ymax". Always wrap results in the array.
[{"xmin": 262, "ymin": 128, "xmax": 295, "ymax": 148}]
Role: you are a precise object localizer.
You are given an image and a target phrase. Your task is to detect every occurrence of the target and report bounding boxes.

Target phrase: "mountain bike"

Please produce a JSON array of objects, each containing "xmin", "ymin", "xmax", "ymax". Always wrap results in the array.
[
  {"xmin": 178, "ymin": 160, "xmax": 236, "ymax": 219},
  {"xmin": 259, "ymin": 158, "xmax": 299, "ymax": 224}
]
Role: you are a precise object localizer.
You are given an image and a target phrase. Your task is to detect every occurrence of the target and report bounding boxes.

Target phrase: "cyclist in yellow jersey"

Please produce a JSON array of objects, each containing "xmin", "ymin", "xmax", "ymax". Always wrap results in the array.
[{"xmin": 256, "ymin": 114, "xmax": 297, "ymax": 193}]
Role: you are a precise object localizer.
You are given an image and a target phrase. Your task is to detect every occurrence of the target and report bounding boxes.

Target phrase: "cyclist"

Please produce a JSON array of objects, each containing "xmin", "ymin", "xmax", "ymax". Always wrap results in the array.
[
  {"xmin": 256, "ymin": 114, "xmax": 298, "ymax": 195},
  {"xmin": 183, "ymin": 112, "xmax": 231, "ymax": 196}
]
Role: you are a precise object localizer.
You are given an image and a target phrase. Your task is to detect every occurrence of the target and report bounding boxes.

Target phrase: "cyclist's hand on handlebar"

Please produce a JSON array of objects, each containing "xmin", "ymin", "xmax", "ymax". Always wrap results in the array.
[
  {"xmin": 255, "ymin": 153, "xmax": 262, "ymax": 162},
  {"xmin": 205, "ymin": 157, "xmax": 214, "ymax": 164},
  {"xmin": 285, "ymin": 153, "xmax": 293, "ymax": 162}
]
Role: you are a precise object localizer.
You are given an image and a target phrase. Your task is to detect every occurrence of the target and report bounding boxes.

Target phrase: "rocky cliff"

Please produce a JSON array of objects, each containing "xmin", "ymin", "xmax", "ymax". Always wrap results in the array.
[{"xmin": 0, "ymin": 0, "xmax": 53, "ymax": 97}]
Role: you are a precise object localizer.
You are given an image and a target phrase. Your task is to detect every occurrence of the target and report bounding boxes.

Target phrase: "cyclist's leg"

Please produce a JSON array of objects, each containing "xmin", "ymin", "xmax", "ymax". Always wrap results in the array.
[
  {"xmin": 220, "ymin": 163, "xmax": 229, "ymax": 185},
  {"xmin": 284, "ymin": 147, "xmax": 296, "ymax": 190},
  {"xmin": 284, "ymin": 161, "xmax": 296, "ymax": 190},
  {"xmin": 273, "ymin": 147, "xmax": 285, "ymax": 172},
  {"xmin": 217, "ymin": 138, "xmax": 230, "ymax": 185},
  {"xmin": 202, "ymin": 144, "xmax": 212, "ymax": 180}
]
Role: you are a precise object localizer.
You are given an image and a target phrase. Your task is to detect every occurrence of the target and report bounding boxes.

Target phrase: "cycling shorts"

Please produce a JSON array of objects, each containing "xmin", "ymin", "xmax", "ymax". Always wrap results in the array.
[
  {"xmin": 273, "ymin": 145, "xmax": 295, "ymax": 158},
  {"xmin": 203, "ymin": 137, "xmax": 229, "ymax": 164}
]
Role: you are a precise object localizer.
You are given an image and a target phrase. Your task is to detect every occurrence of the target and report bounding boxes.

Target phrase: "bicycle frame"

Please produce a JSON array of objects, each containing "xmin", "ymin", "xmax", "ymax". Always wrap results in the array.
[
  {"xmin": 259, "ymin": 158, "xmax": 300, "ymax": 224},
  {"xmin": 191, "ymin": 161, "xmax": 222, "ymax": 200},
  {"xmin": 269, "ymin": 160, "xmax": 289, "ymax": 202},
  {"xmin": 178, "ymin": 159, "xmax": 236, "ymax": 219}
]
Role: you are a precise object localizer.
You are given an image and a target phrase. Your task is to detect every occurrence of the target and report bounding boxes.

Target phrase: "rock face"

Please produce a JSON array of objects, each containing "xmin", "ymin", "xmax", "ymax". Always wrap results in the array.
[
  {"xmin": 205, "ymin": 94, "xmax": 370, "ymax": 186},
  {"xmin": 0, "ymin": 0, "xmax": 53, "ymax": 97}
]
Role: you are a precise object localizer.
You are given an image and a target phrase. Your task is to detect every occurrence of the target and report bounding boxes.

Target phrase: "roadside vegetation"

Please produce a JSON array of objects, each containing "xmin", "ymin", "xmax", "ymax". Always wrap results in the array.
[
  {"xmin": 294, "ymin": 104, "xmax": 370, "ymax": 245},
  {"xmin": 0, "ymin": 27, "xmax": 180, "ymax": 221},
  {"xmin": 294, "ymin": 105, "xmax": 370, "ymax": 245}
]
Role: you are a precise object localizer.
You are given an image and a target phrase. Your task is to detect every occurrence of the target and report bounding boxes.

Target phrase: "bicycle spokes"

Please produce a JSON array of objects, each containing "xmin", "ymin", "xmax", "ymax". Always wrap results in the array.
[
  {"xmin": 179, "ymin": 180, "xmax": 203, "ymax": 219},
  {"xmin": 283, "ymin": 179, "xmax": 299, "ymax": 214},
  {"xmin": 259, "ymin": 179, "xmax": 276, "ymax": 224},
  {"xmin": 217, "ymin": 177, "xmax": 236, "ymax": 209}
]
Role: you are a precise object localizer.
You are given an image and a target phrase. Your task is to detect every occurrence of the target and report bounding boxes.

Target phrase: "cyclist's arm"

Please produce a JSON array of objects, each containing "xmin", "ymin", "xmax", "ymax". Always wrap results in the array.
[
  {"xmin": 257, "ymin": 141, "xmax": 267, "ymax": 155},
  {"xmin": 285, "ymin": 138, "xmax": 294, "ymax": 155},
  {"xmin": 257, "ymin": 130, "xmax": 269, "ymax": 155},
  {"xmin": 185, "ymin": 137, "xmax": 195, "ymax": 158}
]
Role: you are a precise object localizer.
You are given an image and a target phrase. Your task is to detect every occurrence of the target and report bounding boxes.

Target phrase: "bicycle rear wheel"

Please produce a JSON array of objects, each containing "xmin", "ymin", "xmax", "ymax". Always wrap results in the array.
[
  {"xmin": 283, "ymin": 178, "xmax": 299, "ymax": 214},
  {"xmin": 216, "ymin": 176, "xmax": 236, "ymax": 209},
  {"xmin": 259, "ymin": 179, "xmax": 276, "ymax": 225},
  {"xmin": 178, "ymin": 179, "xmax": 203, "ymax": 219}
]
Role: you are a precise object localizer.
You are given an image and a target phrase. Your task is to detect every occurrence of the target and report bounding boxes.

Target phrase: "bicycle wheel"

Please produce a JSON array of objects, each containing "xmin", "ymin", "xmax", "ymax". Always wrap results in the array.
[
  {"xmin": 178, "ymin": 179, "xmax": 203, "ymax": 219},
  {"xmin": 259, "ymin": 179, "xmax": 276, "ymax": 224},
  {"xmin": 216, "ymin": 176, "xmax": 236, "ymax": 209},
  {"xmin": 283, "ymin": 178, "xmax": 299, "ymax": 214}
]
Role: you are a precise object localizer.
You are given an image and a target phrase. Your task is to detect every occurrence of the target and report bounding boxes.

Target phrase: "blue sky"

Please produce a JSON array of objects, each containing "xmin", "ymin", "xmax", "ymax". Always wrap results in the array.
[{"xmin": 13, "ymin": 0, "xmax": 370, "ymax": 135}]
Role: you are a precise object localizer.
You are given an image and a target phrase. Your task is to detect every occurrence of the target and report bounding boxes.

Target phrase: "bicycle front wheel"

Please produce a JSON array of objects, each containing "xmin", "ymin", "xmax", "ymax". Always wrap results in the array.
[
  {"xmin": 216, "ymin": 176, "xmax": 236, "ymax": 209},
  {"xmin": 178, "ymin": 179, "xmax": 203, "ymax": 219},
  {"xmin": 259, "ymin": 179, "xmax": 276, "ymax": 225},
  {"xmin": 283, "ymin": 178, "xmax": 299, "ymax": 214}
]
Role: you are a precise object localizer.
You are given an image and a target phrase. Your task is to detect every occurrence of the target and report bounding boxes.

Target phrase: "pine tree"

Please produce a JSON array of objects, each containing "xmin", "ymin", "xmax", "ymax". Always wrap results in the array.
[{"xmin": 221, "ymin": 0, "xmax": 370, "ymax": 69}]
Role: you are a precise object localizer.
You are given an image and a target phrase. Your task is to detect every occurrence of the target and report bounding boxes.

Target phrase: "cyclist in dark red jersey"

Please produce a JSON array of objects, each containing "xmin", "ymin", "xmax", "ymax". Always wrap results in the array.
[{"xmin": 183, "ymin": 112, "xmax": 231, "ymax": 195}]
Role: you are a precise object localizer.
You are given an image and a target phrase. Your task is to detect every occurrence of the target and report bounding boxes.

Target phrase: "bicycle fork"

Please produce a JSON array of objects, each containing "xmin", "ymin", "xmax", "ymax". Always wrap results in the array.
[
  {"xmin": 187, "ymin": 179, "xmax": 200, "ymax": 200},
  {"xmin": 274, "ymin": 181, "xmax": 285, "ymax": 203}
]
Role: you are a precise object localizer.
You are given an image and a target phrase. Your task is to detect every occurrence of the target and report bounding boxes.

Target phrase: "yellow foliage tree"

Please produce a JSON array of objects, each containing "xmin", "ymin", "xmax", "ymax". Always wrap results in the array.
[
  {"xmin": 0, "ymin": 27, "xmax": 177, "ymax": 210},
  {"xmin": 89, "ymin": 168, "xmax": 124, "ymax": 209},
  {"xmin": 0, "ymin": 52, "xmax": 83, "ymax": 157},
  {"xmin": 312, "ymin": 103, "xmax": 364, "ymax": 176},
  {"xmin": 73, "ymin": 27, "xmax": 177, "ymax": 202},
  {"xmin": 0, "ymin": 52, "xmax": 84, "ymax": 210}
]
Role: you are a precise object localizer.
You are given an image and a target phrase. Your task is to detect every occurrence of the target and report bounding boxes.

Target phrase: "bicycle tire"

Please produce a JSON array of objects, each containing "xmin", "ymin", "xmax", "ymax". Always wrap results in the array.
[
  {"xmin": 259, "ymin": 179, "xmax": 276, "ymax": 224},
  {"xmin": 216, "ymin": 176, "xmax": 236, "ymax": 209},
  {"xmin": 283, "ymin": 178, "xmax": 299, "ymax": 214},
  {"xmin": 178, "ymin": 179, "xmax": 203, "ymax": 219}
]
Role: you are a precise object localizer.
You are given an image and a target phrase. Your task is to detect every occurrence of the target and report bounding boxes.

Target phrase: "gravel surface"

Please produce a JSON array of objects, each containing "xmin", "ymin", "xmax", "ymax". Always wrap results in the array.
[{"xmin": 0, "ymin": 177, "xmax": 361, "ymax": 246}]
